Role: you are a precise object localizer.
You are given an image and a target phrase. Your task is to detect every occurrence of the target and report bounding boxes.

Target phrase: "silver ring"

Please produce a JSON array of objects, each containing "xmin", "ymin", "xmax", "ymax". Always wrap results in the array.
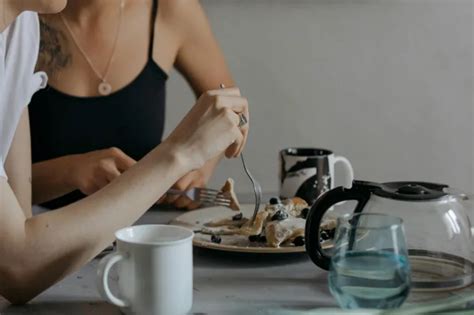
[{"xmin": 238, "ymin": 113, "xmax": 248, "ymax": 127}]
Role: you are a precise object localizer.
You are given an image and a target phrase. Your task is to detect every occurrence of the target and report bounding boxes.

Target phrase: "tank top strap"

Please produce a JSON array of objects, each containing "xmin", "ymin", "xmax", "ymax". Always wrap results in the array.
[{"xmin": 148, "ymin": 0, "xmax": 159, "ymax": 59}]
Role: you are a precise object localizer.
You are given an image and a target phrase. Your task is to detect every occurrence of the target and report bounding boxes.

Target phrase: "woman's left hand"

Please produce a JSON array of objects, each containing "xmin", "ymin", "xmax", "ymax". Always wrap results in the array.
[{"xmin": 159, "ymin": 161, "xmax": 217, "ymax": 210}]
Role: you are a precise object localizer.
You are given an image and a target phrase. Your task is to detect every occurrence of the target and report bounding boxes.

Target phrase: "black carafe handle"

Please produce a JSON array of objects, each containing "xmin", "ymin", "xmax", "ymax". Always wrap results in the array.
[{"xmin": 305, "ymin": 185, "xmax": 372, "ymax": 270}]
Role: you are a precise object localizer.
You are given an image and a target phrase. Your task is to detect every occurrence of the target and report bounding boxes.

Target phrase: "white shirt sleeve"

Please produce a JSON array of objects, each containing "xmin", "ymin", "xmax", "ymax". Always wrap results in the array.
[
  {"xmin": 0, "ymin": 30, "xmax": 5, "ymax": 178},
  {"xmin": 0, "ymin": 11, "xmax": 48, "ymax": 179}
]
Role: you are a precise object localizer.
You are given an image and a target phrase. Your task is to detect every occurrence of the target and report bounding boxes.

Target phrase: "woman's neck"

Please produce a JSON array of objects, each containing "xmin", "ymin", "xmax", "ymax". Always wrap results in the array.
[
  {"xmin": 1, "ymin": 0, "xmax": 68, "ymax": 31},
  {"xmin": 61, "ymin": 0, "xmax": 124, "ymax": 26},
  {"xmin": 0, "ymin": 0, "xmax": 21, "ymax": 33}
]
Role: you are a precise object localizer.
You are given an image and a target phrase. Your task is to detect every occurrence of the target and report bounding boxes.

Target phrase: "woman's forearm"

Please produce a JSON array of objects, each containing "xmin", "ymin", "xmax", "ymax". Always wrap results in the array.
[
  {"xmin": 32, "ymin": 157, "xmax": 77, "ymax": 205},
  {"xmin": 0, "ymin": 85, "xmax": 248, "ymax": 304},
  {"xmin": 5, "ymin": 110, "xmax": 32, "ymax": 216},
  {"xmin": 1, "ymin": 142, "xmax": 190, "ymax": 303}
]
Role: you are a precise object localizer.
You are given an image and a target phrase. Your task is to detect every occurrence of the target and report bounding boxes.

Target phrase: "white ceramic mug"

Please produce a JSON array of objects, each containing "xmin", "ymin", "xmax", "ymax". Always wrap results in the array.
[{"xmin": 97, "ymin": 225, "xmax": 194, "ymax": 315}]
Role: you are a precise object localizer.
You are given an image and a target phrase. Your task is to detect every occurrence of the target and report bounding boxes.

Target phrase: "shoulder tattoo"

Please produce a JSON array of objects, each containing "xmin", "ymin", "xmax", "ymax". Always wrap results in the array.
[{"xmin": 37, "ymin": 16, "xmax": 72, "ymax": 76}]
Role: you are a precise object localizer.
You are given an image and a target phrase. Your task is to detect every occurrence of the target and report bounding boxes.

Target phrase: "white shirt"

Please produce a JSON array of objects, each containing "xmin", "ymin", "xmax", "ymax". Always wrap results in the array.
[{"xmin": 0, "ymin": 11, "xmax": 47, "ymax": 178}]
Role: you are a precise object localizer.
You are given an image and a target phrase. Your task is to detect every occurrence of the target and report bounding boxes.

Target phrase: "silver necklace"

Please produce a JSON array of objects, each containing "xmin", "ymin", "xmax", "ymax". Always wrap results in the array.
[{"xmin": 60, "ymin": 0, "xmax": 125, "ymax": 96}]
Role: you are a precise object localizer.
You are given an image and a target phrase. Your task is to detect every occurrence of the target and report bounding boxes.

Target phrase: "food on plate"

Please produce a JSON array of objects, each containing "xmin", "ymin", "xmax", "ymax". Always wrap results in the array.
[
  {"xmin": 204, "ymin": 212, "xmax": 248, "ymax": 228},
  {"xmin": 265, "ymin": 217, "xmax": 305, "ymax": 247},
  {"xmin": 293, "ymin": 236, "xmax": 305, "ymax": 247},
  {"xmin": 300, "ymin": 207, "xmax": 310, "ymax": 219},
  {"xmin": 285, "ymin": 197, "xmax": 308, "ymax": 217},
  {"xmin": 319, "ymin": 220, "xmax": 337, "ymax": 242},
  {"xmin": 211, "ymin": 235, "xmax": 222, "ymax": 244},
  {"xmin": 248, "ymin": 234, "xmax": 267, "ymax": 242},
  {"xmin": 239, "ymin": 210, "xmax": 271, "ymax": 236},
  {"xmin": 269, "ymin": 197, "xmax": 281, "ymax": 205},
  {"xmin": 201, "ymin": 225, "xmax": 241, "ymax": 235},
  {"xmin": 220, "ymin": 178, "xmax": 241, "ymax": 211},
  {"xmin": 201, "ymin": 196, "xmax": 337, "ymax": 248}
]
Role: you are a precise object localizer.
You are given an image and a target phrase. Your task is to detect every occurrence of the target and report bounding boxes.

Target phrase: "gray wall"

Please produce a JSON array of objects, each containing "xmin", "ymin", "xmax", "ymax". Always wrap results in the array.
[{"xmin": 164, "ymin": 0, "xmax": 474, "ymax": 194}]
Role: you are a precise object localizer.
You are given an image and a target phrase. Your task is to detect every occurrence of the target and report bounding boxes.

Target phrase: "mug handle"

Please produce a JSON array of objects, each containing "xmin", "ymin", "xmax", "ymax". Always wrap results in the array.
[
  {"xmin": 97, "ymin": 252, "xmax": 130, "ymax": 308},
  {"xmin": 333, "ymin": 155, "xmax": 354, "ymax": 189}
]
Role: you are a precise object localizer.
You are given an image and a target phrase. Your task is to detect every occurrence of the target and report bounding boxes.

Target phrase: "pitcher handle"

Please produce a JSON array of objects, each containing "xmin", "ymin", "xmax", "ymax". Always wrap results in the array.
[{"xmin": 305, "ymin": 185, "xmax": 371, "ymax": 270}]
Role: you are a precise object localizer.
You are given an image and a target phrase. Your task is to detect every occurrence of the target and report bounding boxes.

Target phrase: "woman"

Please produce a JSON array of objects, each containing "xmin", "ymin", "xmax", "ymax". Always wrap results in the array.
[
  {"xmin": 30, "ymin": 0, "xmax": 236, "ymax": 209},
  {"xmin": 0, "ymin": 0, "xmax": 248, "ymax": 303}
]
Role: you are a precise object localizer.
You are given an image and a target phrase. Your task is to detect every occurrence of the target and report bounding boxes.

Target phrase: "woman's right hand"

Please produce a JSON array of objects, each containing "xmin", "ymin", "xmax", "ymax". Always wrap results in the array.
[
  {"xmin": 67, "ymin": 148, "xmax": 136, "ymax": 195},
  {"xmin": 164, "ymin": 87, "xmax": 249, "ymax": 170}
]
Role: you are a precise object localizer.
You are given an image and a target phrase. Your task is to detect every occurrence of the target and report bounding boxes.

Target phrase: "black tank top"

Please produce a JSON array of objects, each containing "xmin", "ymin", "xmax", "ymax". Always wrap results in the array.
[{"xmin": 29, "ymin": 0, "xmax": 167, "ymax": 209}]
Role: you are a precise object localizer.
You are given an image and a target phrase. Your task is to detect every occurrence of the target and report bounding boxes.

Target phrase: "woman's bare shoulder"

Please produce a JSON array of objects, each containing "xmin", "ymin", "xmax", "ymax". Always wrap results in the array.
[
  {"xmin": 158, "ymin": 0, "xmax": 211, "ymax": 43},
  {"xmin": 158, "ymin": 0, "xmax": 203, "ymax": 23}
]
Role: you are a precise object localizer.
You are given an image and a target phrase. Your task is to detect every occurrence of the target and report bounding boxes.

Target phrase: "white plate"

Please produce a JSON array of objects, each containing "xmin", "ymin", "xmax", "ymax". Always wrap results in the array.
[{"xmin": 170, "ymin": 204, "xmax": 332, "ymax": 254}]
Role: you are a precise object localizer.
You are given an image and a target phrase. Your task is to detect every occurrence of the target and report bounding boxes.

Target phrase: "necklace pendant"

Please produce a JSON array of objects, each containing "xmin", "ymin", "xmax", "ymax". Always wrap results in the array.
[{"xmin": 98, "ymin": 81, "xmax": 112, "ymax": 96}]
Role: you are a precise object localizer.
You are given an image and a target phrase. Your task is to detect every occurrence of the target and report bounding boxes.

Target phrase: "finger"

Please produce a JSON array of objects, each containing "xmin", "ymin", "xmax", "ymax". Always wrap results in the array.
[
  {"xmin": 206, "ymin": 87, "xmax": 241, "ymax": 97},
  {"xmin": 174, "ymin": 196, "xmax": 193, "ymax": 209},
  {"xmin": 103, "ymin": 163, "xmax": 122, "ymax": 182},
  {"xmin": 236, "ymin": 109, "xmax": 250, "ymax": 155},
  {"xmin": 216, "ymin": 95, "xmax": 249, "ymax": 114},
  {"xmin": 81, "ymin": 183, "xmax": 100, "ymax": 196},
  {"xmin": 156, "ymin": 194, "xmax": 167, "ymax": 205},
  {"xmin": 225, "ymin": 127, "xmax": 245, "ymax": 158},
  {"xmin": 235, "ymin": 130, "xmax": 249, "ymax": 157},
  {"xmin": 223, "ymin": 108, "xmax": 241, "ymax": 127},
  {"xmin": 112, "ymin": 149, "xmax": 136, "ymax": 172},
  {"xmin": 166, "ymin": 174, "xmax": 194, "ymax": 204},
  {"xmin": 105, "ymin": 168, "xmax": 121, "ymax": 182},
  {"xmin": 94, "ymin": 166, "xmax": 111, "ymax": 190},
  {"xmin": 164, "ymin": 193, "xmax": 179, "ymax": 204},
  {"xmin": 95, "ymin": 177, "xmax": 110, "ymax": 191},
  {"xmin": 186, "ymin": 201, "xmax": 201, "ymax": 210}
]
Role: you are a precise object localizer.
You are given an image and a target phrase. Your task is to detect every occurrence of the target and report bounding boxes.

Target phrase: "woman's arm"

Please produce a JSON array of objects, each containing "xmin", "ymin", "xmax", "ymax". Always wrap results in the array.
[
  {"xmin": 170, "ymin": 0, "xmax": 234, "ymax": 95},
  {"xmin": 32, "ymin": 157, "xmax": 77, "ymax": 204},
  {"xmin": 32, "ymin": 148, "xmax": 136, "ymax": 205},
  {"xmin": 159, "ymin": 0, "xmax": 248, "ymax": 208},
  {"xmin": 0, "ymin": 142, "xmax": 185, "ymax": 304},
  {"xmin": 0, "ymin": 88, "xmax": 248, "ymax": 304},
  {"xmin": 4, "ymin": 109, "xmax": 32, "ymax": 217}
]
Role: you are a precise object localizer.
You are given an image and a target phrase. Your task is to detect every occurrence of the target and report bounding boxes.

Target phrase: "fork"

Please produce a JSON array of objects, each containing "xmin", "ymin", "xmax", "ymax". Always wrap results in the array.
[
  {"xmin": 167, "ymin": 187, "xmax": 232, "ymax": 208},
  {"xmin": 217, "ymin": 83, "xmax": 262, "ymax": 221},
  {"xmin": 240, "ymin": 153, "xmax": 262, "ymax": 224}
]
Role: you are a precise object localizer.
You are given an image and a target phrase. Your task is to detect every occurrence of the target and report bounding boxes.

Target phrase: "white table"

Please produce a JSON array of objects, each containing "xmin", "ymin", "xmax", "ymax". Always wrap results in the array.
[{"xmin": 1, "ymin": 199, "xmax": 473, "ymax": 314}]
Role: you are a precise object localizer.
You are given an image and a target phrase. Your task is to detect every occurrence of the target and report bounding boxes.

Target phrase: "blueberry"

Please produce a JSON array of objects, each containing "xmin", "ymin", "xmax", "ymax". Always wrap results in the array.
[
  {"xmin": 269, "ymin": 197, "xmax": 281, "ymax": 205},
  {"xmin": 301, "ymin": 208, "xmax": 310, "ymax": 219},
  {"xmin": 248, "ymin": 235, "xmax": 259, "ymax": 242},
  {"xmin": 249, "ymin": 235, "xmax": 266, "ymax": 242},
  {"xmin": 293, "ymin": 236, "xmax": 305, "ymax": 246},
  {"xmin": 211, "ymin": 235, "xmax": 222, "ymax": 244},
  {"xmin": 327, "ymin": 229, "xmax": 335, "ymax": 239},
  {"xmin": 271, "ymin": 210, "xmax": 289, "ymax": 221},
  {"xmin": 232, "ymin": 213, "xmax": 243, "ymax": 221},
  {"xmin": 320, "ymin": 230, "xmax": 330, "ymax": 241}
]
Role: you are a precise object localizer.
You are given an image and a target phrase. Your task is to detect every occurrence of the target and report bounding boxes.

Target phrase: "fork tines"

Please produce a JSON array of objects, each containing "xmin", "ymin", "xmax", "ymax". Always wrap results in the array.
[{"xmin": 198, "ymin": 189, "xmax": 231, "ymax": 207}]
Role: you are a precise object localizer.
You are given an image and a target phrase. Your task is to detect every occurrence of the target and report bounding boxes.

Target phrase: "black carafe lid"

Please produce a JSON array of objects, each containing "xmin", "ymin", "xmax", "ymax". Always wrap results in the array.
[{"xmin": 353, "ymin": 180, "xmax": 448, "ymax": 201}]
